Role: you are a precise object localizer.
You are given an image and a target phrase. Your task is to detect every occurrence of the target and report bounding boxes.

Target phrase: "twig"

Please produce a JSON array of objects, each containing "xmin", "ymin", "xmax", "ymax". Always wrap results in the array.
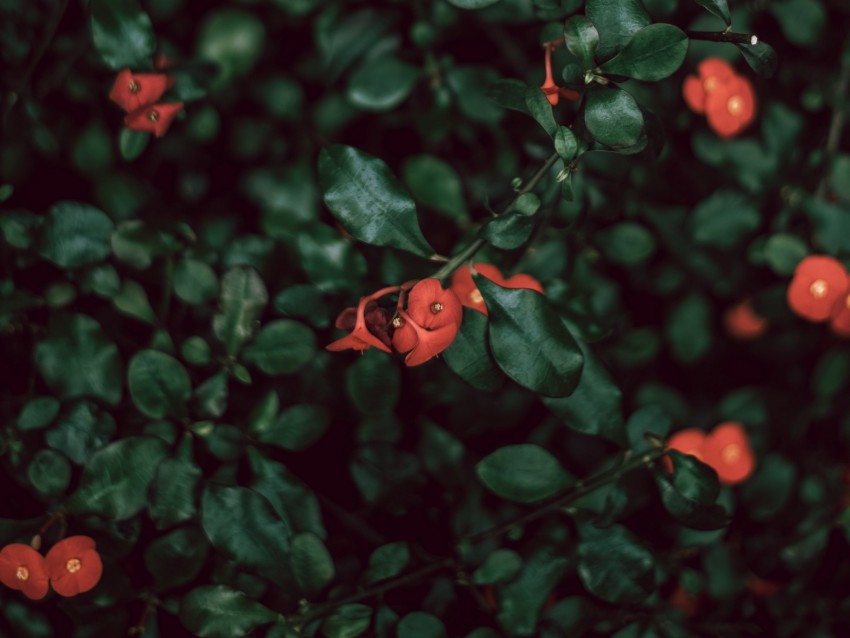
[
  {"xmin": 815, "ymin": 47, "xmax": 850, "ymax": 199},
  {"xmin": 686, "ymin": 31, "xmax": 758, "ymax": 45}
]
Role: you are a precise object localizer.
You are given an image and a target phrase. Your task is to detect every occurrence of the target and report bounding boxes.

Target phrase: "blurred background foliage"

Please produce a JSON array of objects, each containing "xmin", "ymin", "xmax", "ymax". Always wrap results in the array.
[{"xmin": 2, "ymin": 0, "xmax": 850, "ymax": 636}]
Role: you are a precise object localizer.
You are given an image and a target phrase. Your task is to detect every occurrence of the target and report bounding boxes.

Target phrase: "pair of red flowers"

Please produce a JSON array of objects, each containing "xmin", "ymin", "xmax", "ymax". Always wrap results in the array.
[
  {"xmin": 109, "ymin": 68, "xmax": 183, "ymax": 138},
  {"xmin": 0, "ymin": 536, "xmax": 102, "ymax": 600},
  {"xmin": 683, "ymin": 58, "xmax": 756, "ymax": 138},
  {"xmin": 667, "ymin": 421, "xmax": 755, "ymax": 485},
  {"xmin": 786, "ymin": 255, "xmax": 850, "ymax": 336}
]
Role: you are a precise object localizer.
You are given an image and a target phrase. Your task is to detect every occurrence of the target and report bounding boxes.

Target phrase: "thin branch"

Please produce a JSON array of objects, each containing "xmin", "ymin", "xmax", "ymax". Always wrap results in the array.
[
  {"xmin": 816, "ymin": 48, "xmax": 850, "ymax": 199},
  {"xmin": 686, "ymin": 31, "xmax": 758, "ymax": 45}
]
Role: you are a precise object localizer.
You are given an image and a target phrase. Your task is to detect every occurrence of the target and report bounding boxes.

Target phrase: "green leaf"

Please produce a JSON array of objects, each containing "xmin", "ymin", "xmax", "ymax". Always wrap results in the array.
[
  {"xmin": 397, "ymin": 613, "xmax": 447, "ymax": 638},
  {"xmin": 586, "ymin": 0, "xmax": 650, "ymax": 61},
  {"xmin": 110, "ymin": 220, "xmax": 168, "ymax": 269},
  {"xmin": 174, "ymin": 258, "xmax": 219, "ymax": 305},
  {"xmin": 472, "ymin": 548, "xmax": 522, "ymax": 584},
  {"xmin": 477, "ymin": 277, "xmax": 584, "ymax": 398},
  {"xmin": 762, "ymin": 233, "xmax": 808, "ymax": 275},
  {"xmin": 446, "ymin": 0, "xmax": 500, "ymax": 8},
  {"xmin": 180, "ymin": 586, "xmax": 279, "ymax": 638},
  {"xmin": 201, "ymin": 484, "xmax": 292, "ymax": 585},
  {"xmin": 486, "ymin": 78, "xmax": 532, "ymax": 115},
  {"xmin": 347, "ymin": 56, "xmax": 421, "ymax": 112},
  {"xmin": 497, "ymin": 547, "xmax": 569, "ymax": 635},
  {"xmin": 524, "ymin": 86, "xmax": 558, "ymax": 136},
  {"xmin": 66, "ymin": 436, "xmax": 168, "ymax": 519},
  {"xmin": 542, "ymin": 336, "xmax": 625, "ymax": 445},
  {"xmin": 443, "ymin": 308, "xmax": 506, "ymax": 392},
  {"xmin": 255, "ymin": 404, "xmax": 330, "ymax": 451},
  {"xmin": 692, "ymin": 0, "xmax": 731, "ymax": 25},
  {"xmin": 363, "ymin": 542, "xmax": 410, "ymax": 583},
  {"xmin": 584, "ymin": 86, "xmax": 644, "ymax": 149},
  {"xmin": 242, "ymin": 320, "xmax": 316, "ymax": 375},
  {"xmin": 128, "ymin": 350, "xmax": 192, "ymax": 419},
  {"xmin": 740, "ymin": 454, "xmax": 796, "ymax": 520},
  {"xmin": 346, "ymin": 349, "xmax": 401, "ymax": 414},
  {"xmin": 735, "ymin": 41, "xmax": 778, "ymax": 78},
  {"xmin": 118, "ymin": 128, "xmax": 149, "ymax": 162},
  {"xmin": 666, "ymin": 293, "xmax": 712, "ymax": 364},
  {"xmin": 554, "ymin": 126, "xmax": 579, "ymax": 162},
  {"xmin": 145, "ymin": 527, "xmax": 209, "ymax": 590},
  {"xmin": 653, "ymin": 459, "xmax": 730, "ymax": 531},
  {"xmin": 321, "ymin": 604, "xmax": 372, "ymax": 638},
  {"xmin": 482, "ymin": 212, "xmax": 535, "ymax": 250},
  {"xmin": 213, "ymin": 266, "xmax": 269, "ymax": 356},
  {"xmin": 577, "ymin": 523, "xmax": 655, "ymax": 604},
  {"xmin": 564, "ymin": 16, "xmax": 599, "ymax": 70},
  {"xmin": 17, "ymin": 397, "xmax": 60, "ymax": 431},
  {"xmin": 37, "ymin": 202, "xmax": 114, "ymax": 269},
  {"xmin": 149, "ymin": 436, "xmax": 203, "ymax": 529},
  {"xmin": 599, "ymin": 24, "xmax": 687, "ymax": 81},
  {"xmin": 196, "ymin": 9, "xmax": 266, "ymax": 85},
  {"xmin": 690, "ymin": 189, "xmax": 760, "ymax": 249},
  {"xmin": 596, "ymin": 222, "xmax": 656, "ymax": 266},
  {"xmin": 113, "ymin": 279, "xmax": 157, "ymax": 324},
  {"xmin": 89, "ymin": 0, "xmax": 156, "ymax": 70},
  {"xmin": 402, "ymin": 155, "xmax": 469, "ymax": 221},
  {"xmin": 476, "ymin": 444, "xmax": 573, "ymax": 503},
  {"xmin": 291, "ymin": 532, "xmax": 335, "ymax": 597},
  {"xmin": 35, "ymin": 314, "xmax": 122, "ymax": 405},
  {"xmin": 297, "ymin": 222, "xmax": 367, "ymax": 293},
  {"xmin": 418, "ymin": 423, "xmax": 465, "ymax": 484},
  {"xmin": 318, "ymin": 145, "xmax": 435, "ymax": 257},
  {"xmin": 45, "ymin": 400, "xmax": 116, "ymax": 464},
  {"xmin": 27, "ymin": 449, "xmax": 72, "ymax": 498},
  {"xmin": 771, "ymin": 0, "xmax": 825, "ymax": 46}
]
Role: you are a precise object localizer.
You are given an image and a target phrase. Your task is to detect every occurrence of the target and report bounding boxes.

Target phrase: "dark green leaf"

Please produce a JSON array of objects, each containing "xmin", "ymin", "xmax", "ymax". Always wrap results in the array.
[
  {"xmin": 486, "ymin": 79, "xmax": 532, "ymax": 114},
  {"xmin": 255, "ymin": 404, "xmax": 330, "ymax": 451},
  {"xmin": 27, "ymin": 449, "xmax": 71, "ymax": 498},
  {"xmin": 692, "ymin": 0, "xmax": 731, "ymax": 25},
  {"xmin": 174, "ymin": 258, "xmax": 219, "ymax": 305},
  {"xmin": 321, "ymin": 604, "xmax": 372, "ymax": 638},
  {"xmin": 363, "ymin": 542, "xmax": 410, "ymax": 583},
  {"xmin": 45, "ymin": 400, "xmax": 116, "ymax": 464},
  {"xmin": 735, "ymin": 41, "xmax": 778, "ymax": 78},
  {"xmin": 564, "ymin": 16, "xmax": 599, "ymax": 70},
  {"xmin": 35, "ymin": 314, "xmax": 122, "ymax": 405},
  {"xmin": 397, "ymin": 612, "xmax": 447, "ymax": 638},
  {"xmin": 110, "ymin": 220, "xmax": 168, "ymax": 269},
  {"xmin": 89, "ymin": 0, "xmax": 156, "ymax": 70},
  {"xmin": 113, "ymin": 280, "xmax": 157, "ymax": 324},
  {"xmin": 145, "ymin": 527, "xmax": 209, "ymax": 590},
  {"xmin": 149, "ymin": 436, "xmax": 203, "ymax": 529},
  {"xmin": 347, "ymin": 57, "xmax": 421, "ymax": 112},
  {"xmin": 476, "ymin": 444, "xmax": 573, "ymax": 503},
  {"xmin": 179, "ymin": 586, "xmax": 278, "ymax": 638},
  {"xmin": 771, "ymin": 0, "xmax": 825, "ymax": 46},
  {"xmin": 763, "ymin": 233, "xmax": 808, "ymax": 275},
  {"xmin": 586, "ymin": 0, "xmax": 651, "ymax": 61},
  {"xmin": 346, "ymin": 349, "xmax": 401, "ymax": 414},
  {"xmin": 524, "ymin": 86, "xmax": 558, "ymax": 136},
  {"xmin": 201, "ymin": 484, "xmax": 292, "ymax": 585},
  {"xmin": 291, "ymin": 532, "xmax": 335, "ymax": 597},
  {"xmin": 666, "ymin": 293, "xmax": 712, "ymax": 364},
  {"xmin": 740, "ymin": 454, "xmax": 796, "ymax": 520},
  {"xmin": 577, "ymin": 523, "xmax": 654, "ymax": 604},
  {"xmin": 443, "ymin": 308, "xmax": 505, "ymax": 392},
  {"xmin": 555, "ymin": 127, "xmax": 579, "ymax": 162},
  {"xmin": 128, "ymin": 350, "xmax": 192, "ymax": 419},
  {"xmin": 596, "ymin": 221, "xmax": 656, "ymax": 266},
  {"xmin": 670, "ymin": 450, "xmax": 720, "ymax": 504},
  {"xmin": 690, "ymin": 189, "xmax": 760, "ymax": 249},
  {"xmin": 243, "ymin": 320, "xmax": 316, "ymax": 375},
  {"xmin": 497, "ymin": 547, "xmax": 569, "ymax": 635},
  {"xmin": 482, "ymin": 212, "xmax": 535, "ymax": 250},
  {"xmin": 472, "ymin": 548, "xmax": 522, "ymax": 584},
  {"xmin": 119, "ymin": 128, "xmax": 149, "ymax": 161},
  {"xmin": 212, "ymin": 266, "xmax": 269, "ymax": 356},
  {"xmin": 17, "ymin": 397, "xmax": 60, "ymax": 431},
  {"xmin": 584, "ymin": 86, "xmax": 644, "ymax": 149},
  {"xmin": 37, "ymin": 202, "xmax": 113, "ymax": 268},
  {"xmin": 196, "ymin": 9, "xmax": 266, "ymax": 84},
  {"xmin": 318, "ymin": 145, "xmax": 435, "ymax": 257},
  {"xmin": 402, "ymin": 155, "xmax": 469, "ymax": 221},
  {"xmin": 477, "ymin": 277, "xmax": 584, "ymax": 397},
  {"xmin": 66, "ymin": 436, "xmax": 168, "ymax": 519},
  {"xmin": 599, "ymin": 24, "xmax": 687, "ymax": 81},
  {"xmin": 296, "ymin": 222, "xmax": 367, "ymax": 293}
]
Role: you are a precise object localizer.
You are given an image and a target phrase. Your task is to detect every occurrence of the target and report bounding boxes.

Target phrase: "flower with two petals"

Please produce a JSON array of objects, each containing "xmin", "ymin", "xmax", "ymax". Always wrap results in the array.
[
  {"xmin": 667, "ymin": 422, "xmax": 755, "ymax": 485},
  {"xmin": 0, "ymin": 544, "xmax": 49, "ymax": 600},
  {"xmin": 683, "ymin": 58, "xmax": 756, "ymax": 138},
  {"xmin": 392, "ymin": 278, "xmax": 463, "ymax": 367},
  {"xmin": 109, "ymin": 68, "xmax": 183, "ymax": 138}
]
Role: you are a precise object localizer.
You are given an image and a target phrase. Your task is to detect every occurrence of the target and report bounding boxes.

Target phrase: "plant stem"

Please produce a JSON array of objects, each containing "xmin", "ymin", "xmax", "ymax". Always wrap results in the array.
[
  {"xmin": 686, "ymin": 31, "xmax": 758, "ymax": 45},
  {"xmin": 432, "ymin": 151, "xmax": 560, "ymax": 281},
  {"xmin": 816, "ymin": 43, "xmax": 850, "ymax": 199}
]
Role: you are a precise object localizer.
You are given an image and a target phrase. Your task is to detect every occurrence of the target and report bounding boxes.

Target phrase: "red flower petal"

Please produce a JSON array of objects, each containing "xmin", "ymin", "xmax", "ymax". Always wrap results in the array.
[
  {"xmin": 787, "ymin": 255, "xmax": 848, "ymax": 322},
  {"xmin": 705, "ymin": 75, "xmax": 756, "ymax": 139},
  {"xmin": 391, "ymin": 317, "xmax": 418, "ymax": 353},
  {"xmin": 327, "ymin": 297, "xmax": 392, "ymax": 353},
  {"xmin": 397, "ymin": 311, "xmax": 458, "ymax": 367},
  {"xmin": 702, "ymin": 422, "xmax": 755, "ymax": 485},
  {"xmin": 406, "ymin": 278, "xmax": 463, "ymax": 330},
  {"xmin": 830, "ymin": 281, "xmax": 850, "ymax": 337},
  {"xmin": 46, "ymin": 537, "xmax": 102, "ymax": 597},
  {"xmin": 664, "ymin": 428, "xmax": 707, "ymax": 472},
  {"xmin": 109, "ymin": 69, "xmax": 170, "ymax": 113},
  {"xmin": 0, "ymin": 544, "xmax": 49, "ymax": 600},
  {"xmin": 724, "ymin": 299, "xmax": 767, "ymax": 340},
  {"xmin": 450, "ymin": 264, "xmax": 543, "ymax": 316},
  {"xmin": 682, "ymin": 75, "xmax": 707, "ymax": 114},
  {"xmin": 124, "ymin": 102, "xmax": 184, "ymax": 138}
]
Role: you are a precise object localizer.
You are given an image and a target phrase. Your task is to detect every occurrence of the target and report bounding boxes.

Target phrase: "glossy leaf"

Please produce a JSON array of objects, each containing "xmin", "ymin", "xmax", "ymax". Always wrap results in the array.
[
  {"xmin": 497, "ymin": 547, "xmax": 569, "ymax": 635},
  {"xmin": 255, "ymin": 404, "xmax": 330, "ymax": 451},
  {"xmin": 402, "ymin": 155, "xmax": 469, "ymax": 221},
  {"xmin": 476, "ymin": 444, "xmax": 573, "ymax": 503},
  {"xmin": 347, "ymin": 57, "xmax": 421, "ymax": 112},
  {"xmin": 472, "ymin": 548, "xmax": 522, "ymax": 584},
  {"xmin": 599, "ymin": 24, "xmax": 687, "ymax": 81},
  {"xmin": 692, "ymin": 0, "xmax": 731, "ymax": 25},
  {"xmin": 397, "ymin": 612, "xmax": 447, "ymax": 638},
  {"xmin": 242, "ymin": 319, "xmax": 316, "ymax": 375},
  {"xmin": 37, "ymin": 202, "xmax": 113, "ymax": 269},
  {"xmin": 524, "ymin": 86, "xmax": 557, "ymax": 136},
  {"xmin": 577, "ymin": 523, "xmax": 655, "ymax": 604},
  {"xmin": 128, "ymin": 350, "xmax": 192, "ymax": 419},
  {"xmin": 149, "ymin": 436, "xmax": 202, "ymax": 529},
  {"xmin": 363, "ymin": 542, "xmax": 410, "ymax": 583},
  {"xmin": 586, "ymin": 0, "xmax": 651, "ymax": 61},
  {"xmin": 584, "ymin": 86, "xmax": 644, "ymax": 149},
  {"xmin": 291, "ymin": 532, "xmax": 335, "ymax": 597},
  {"xmin": 89, "ymin": 0, "xmax": 156, "ymax": 70},
  {"xmin": 735, "ymin": 41, "xmax": 778, "ymax": 78},
  {"xmin": 212, "ymin": 266, "xmax": 269, "ymax": 356},
  {"xmin": 443, "ymin": 308, "xmax": 506, "ymax": 392},
  {"xmin": 179, "ymin": 586, "xmax": 279, "ymax": 638},
  {"xmin": 564, "ymin": 16, "xmax": 599, "ymax": 70}
]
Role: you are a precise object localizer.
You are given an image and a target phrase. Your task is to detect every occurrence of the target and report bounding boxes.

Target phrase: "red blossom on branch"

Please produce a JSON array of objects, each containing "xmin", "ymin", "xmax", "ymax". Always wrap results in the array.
[
  {"xmin": 45, "ymin": 536, "xmax": 103, "ymax": 597},
  {"xmin": 0, "ymin": 544, "xmax": 50, "ymax": 601}
]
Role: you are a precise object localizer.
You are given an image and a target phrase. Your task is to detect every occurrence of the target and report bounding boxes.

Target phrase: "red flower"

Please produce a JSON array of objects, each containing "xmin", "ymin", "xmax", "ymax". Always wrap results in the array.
[
  {"xmin": 829, "ymin": 278, "xmax": 850, "ymax": 336},
  {"xmin": 705, "ymin": 74, "xmax": 757, "ymax": 139},
  {"xmin": 540, "ymin": 43, "xmax": 560, "ymax": 106},
  {"xmin": 682, "ymin": 58, "xmax": 736, "ymax": 115},
  {"xmin": 450, "ymin": 263, "xmax": 544, "ymax": 316},
  {"xmin": 124, "ymin": 102, "xmax": 185, "ymax": 138},
  {"xmin": 45, "ymin": 536, "xmax": 103, "ymax": 597},
  {"xmin": 109, "ymin": 68, "xmax": 170, "ymax": 113},
  {"xmin": 786, "ymin": 255, "xmax": 849, "ymax": 322},
  {"xmin": 391, "ymin": 279, "xmax": 462, "ymax": 367},
  {"xmin": 0, "ymin": 544, "xmax": 50, "ymax": 600},
  {"xmin": 701, "ymin": 422, "xmax": 756, "ymax": 485},
  {"xmin": 327, "ymin": 297, "xmax": 392, "ymax": 353},
  {"xmin": 723, "ymin": 299, "xmax": 767, "ymax": 340}
]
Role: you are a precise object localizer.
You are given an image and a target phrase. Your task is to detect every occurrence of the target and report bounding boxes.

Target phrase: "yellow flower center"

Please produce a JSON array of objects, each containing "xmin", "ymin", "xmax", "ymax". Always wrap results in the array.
[
  {"xmin": 727, "ymin": 95, "xmax": 744, "ymax": 116},
  {"xmin": 703, "ymin": 76, "xmax": 718, "ymax": 92},
  {"xmin": 469, "ymin": 289, "xmax": 483, "ymax": 305},
  {"xmin": 721, "ymin": 444, "xmax": 742, "ymax": 464},
  {"xmin": 128, "ymin": 80, "xmax": 140, "ymax": 94},
  {"xmin": 810, "ymin": 279, "xmax": 828, "ymax": 299},
  {"xmin": 147, "ymin": 110, "xmax": 160, "ymax": 123},
  {"xmin": 16, "ymin": 566, "xmax": 29, "ymax": 581},
  {"xmin": 66, "ymin": 558, "xmax": 82, "ymax": 574},
  {"xmin": 430, "ymin": 302, "xmax": 443, "ymax": 314},
  {"xmin": 391, "ymin": 316, "xmax": 404, "ymax": 328}
]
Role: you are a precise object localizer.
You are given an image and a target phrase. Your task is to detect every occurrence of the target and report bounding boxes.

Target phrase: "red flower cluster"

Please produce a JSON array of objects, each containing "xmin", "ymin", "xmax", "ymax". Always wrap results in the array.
[
  {"xmin": 683, "ymin": 58, "xmax": 756, "ymax": 138},
  {"xmin": 450, "ymin": 263, "xmax": 544, "ymax": 317},
  {"xmin": 723, "ymin": 298, "xmax": 768, "ymax": 340},
  {"xmin": 0, "ymin": 536, "xmax": 102, "ymax": 600},
  {"xmin": 786, "ymin": 255, "xmax": 850, "ymax": 336},
  {"xmin": 327, "ymin": 279, "xmax": 463, "ymax": 367},
  {"xmin": 667, "ymin": 421, "xmax": 755, "ymax": 485},
  {"xmin": 109, "ymin": 68, "xmax": 183, "ymax": 137},
  {"xmin": 539, "ymin": 40, "xmax": 581, "ymax": 106}
]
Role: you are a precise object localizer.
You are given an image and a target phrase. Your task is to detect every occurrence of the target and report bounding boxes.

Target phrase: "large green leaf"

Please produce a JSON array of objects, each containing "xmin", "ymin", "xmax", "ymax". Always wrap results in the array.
[
  {"xmin": 497, "ymin": 547, "xmax": 569, "ymax": 635},
  {"xmin": 599, "ymin": 24, "xmax": 688, "ymax": 81},
  {"xmin": 584, "ymin": 86, "xmax": 644, "ymax": 149},
  {"xmin": 37, "ymin": 202, "xmax": 113, "ymax": 268},
  {"xmin": 212, "ymin": 266, "xmax": 269, "ymax": 356},
  {"xmin": 363, "ymin": 542, "xmax": 411, "ymax": 584},
  {"xmin": 692, "ymin": 0, "xmax": 731, "ymax": 25},
  {"xmin": 89, "ymin": 0, "xmax": 156, "ymax": 70},
  {"xmin": 180, "ymin": 586, "xmax": 279, "ymax": 638},
  {"xmin": 524, "ymin": 86, "xmax": 558, "ymax": 136},
  {"xmin": 564, "ymin": 16, "xmax": 599, "ymax": 70},
  {"xmin": 477, "ymin": 277, "xmax": 583, "ymax": 397},
  {"xmin": 242, "ymin": 320, "xmax": 316, "ymax": 375},
  {"xmin": 690, "ymin": 189, "xmax": 760, "ymax": 249},
  {"xmin": 201, "ymin": 484, "xmax": 292, "ymax": 585},
  {"xmin": 149, "ymin": 436, "xmax": 203, "ymax": 530},
  {"xmin": 66, "ymin": 436, "xmax": 168, "ymax": 519},
  {"xmin": 128, "ymin": 350, "xmax": 192, "ymax": 419},
  {"xmin": 291, "ymin": 532, "xmax": 335, "ymax": 597},
  {"xmin": 397, "ymin": 613, "xmax": 447, "ymax": 638},
  {"xmin": 35, "ymin": 314, "xmax": 122, "ymax": 405},
  {"xmin": 254, "ymin": 404, "xmax": 330, "ymax": 451},
  {"xmin": 735, "ymin": 41, "xmax": 778, "ymax": 78},
  {"xmin": 577, "ymin": 523, "xmax": 655, "ymax": 604},
  {"xmin": 472, "ymin": 549, "xmax": 522, "ymax": 585},
  {"xmin": 318, "ymin": 145, "xmax": 435, "ymax": 257},
  {"xmin": 402, "ymin": 155, "xmax": 469, "ymax": 221},
  {"xmin": 442, "ymin": 308, "xmax": 506, "ymax": 392},
  {"xmin": 585, "ymin": 0, "xmax": 650, "ymax": 61},
  {"xmin": 653, "ymin": 454, "xmax": 730, "ymax": 531},
  {"xmin": 347, "ymin": 56, "xmax": 421, "ymax": 112},
  {"xmin": 476, "ymin": 444, "xmax": 573, "ymax": 503}
]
